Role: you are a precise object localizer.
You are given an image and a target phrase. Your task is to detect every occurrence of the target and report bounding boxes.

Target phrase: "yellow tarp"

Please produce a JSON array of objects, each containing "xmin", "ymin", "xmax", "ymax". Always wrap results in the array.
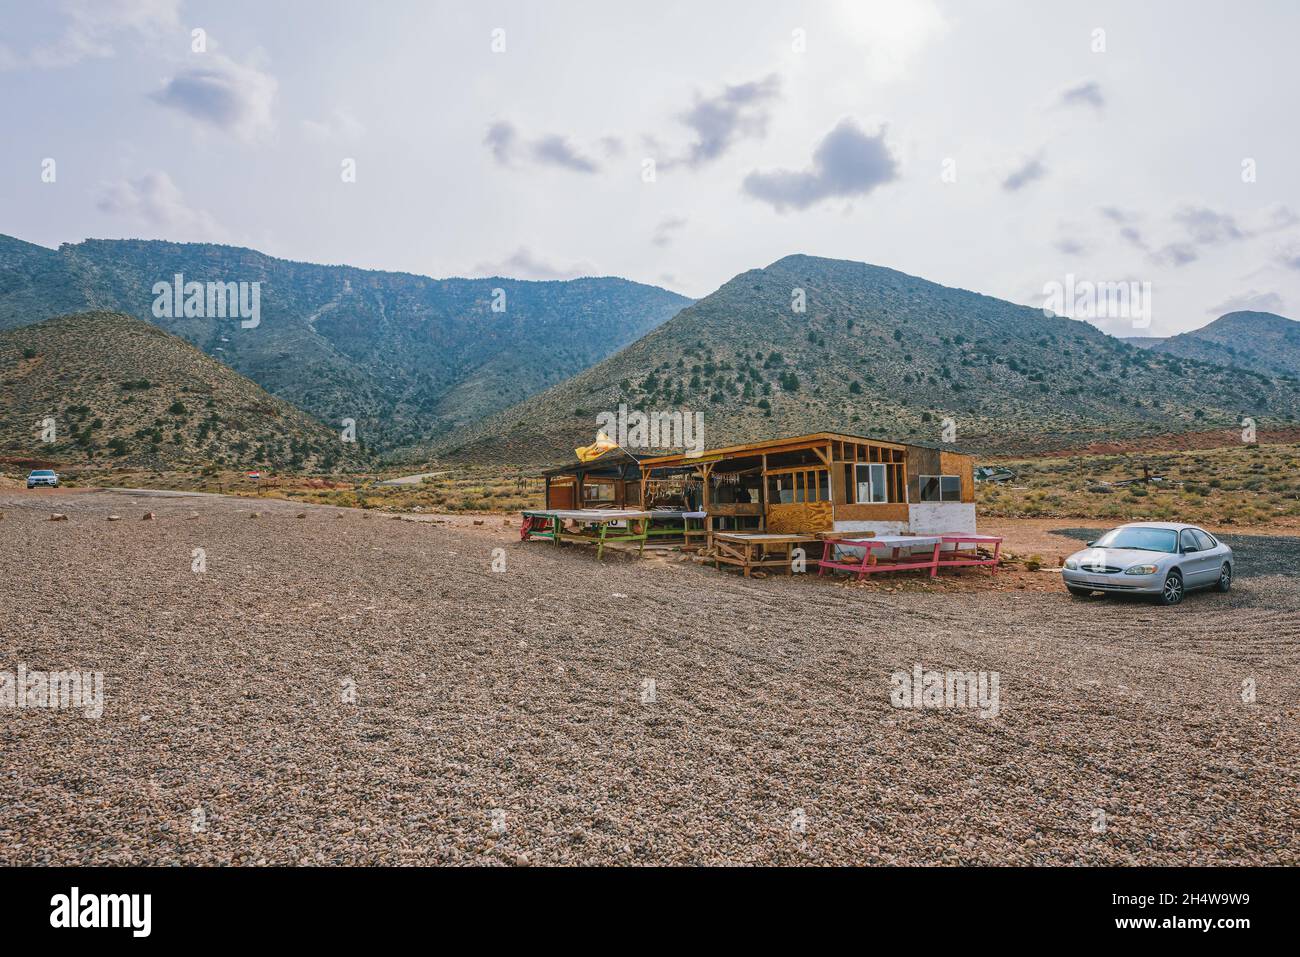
[{"xmin": 575, "ymin": 431, "xmax": 619, "ymax": 462}]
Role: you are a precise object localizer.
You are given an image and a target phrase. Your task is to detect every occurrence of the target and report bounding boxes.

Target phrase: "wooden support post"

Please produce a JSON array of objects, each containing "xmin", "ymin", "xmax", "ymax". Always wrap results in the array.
[{"xmin": 700, "ymin": 461, "xmax": 715, "ymax": 548}]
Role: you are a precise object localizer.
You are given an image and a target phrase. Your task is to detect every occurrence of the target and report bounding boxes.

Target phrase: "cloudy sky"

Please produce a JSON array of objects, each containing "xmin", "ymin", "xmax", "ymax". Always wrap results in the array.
[{"xmin": 2, "ymin": 0, "xmax": 1298, "ymax": 336}]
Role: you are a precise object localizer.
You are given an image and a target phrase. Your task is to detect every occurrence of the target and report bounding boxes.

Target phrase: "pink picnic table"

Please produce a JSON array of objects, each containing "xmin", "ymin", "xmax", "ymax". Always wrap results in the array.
[
  {"xmin": 934, "ymin": 534, "xmax": 1003, "ymax": 574},
  {"xmin": 816, "ymin": 533, "xmax": 1003, "ymax": 581},
  {"xmin": 817, "ymin": 534, "xmax": 944, "ymax": 580}
]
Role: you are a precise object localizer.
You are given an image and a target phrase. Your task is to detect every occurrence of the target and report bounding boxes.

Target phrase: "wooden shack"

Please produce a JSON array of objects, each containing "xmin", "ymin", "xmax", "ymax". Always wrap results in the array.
[
  {"xmin": 542, "ymin": 449, "xmax": 648, "ymax": 511},
  {"xmin": 637, "ymin": 432, "xmax": 976, "ymax": 539}
]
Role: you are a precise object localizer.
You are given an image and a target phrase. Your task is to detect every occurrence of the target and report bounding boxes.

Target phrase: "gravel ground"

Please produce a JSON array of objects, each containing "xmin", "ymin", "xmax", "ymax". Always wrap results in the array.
[{"xmin": 2, "ymin": 489, "xmax": 1297, "ymax": 866}]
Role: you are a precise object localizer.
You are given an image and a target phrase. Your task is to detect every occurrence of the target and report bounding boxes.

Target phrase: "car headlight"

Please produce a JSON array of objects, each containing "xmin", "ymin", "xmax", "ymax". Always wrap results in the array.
[
  {"xmin": 1064, "ymin": 559, "xmax": 1078, "ymax": 570},
  {"xmin": 1124, "ymin": 564, "xmax": 1158, "ymax": 575}
]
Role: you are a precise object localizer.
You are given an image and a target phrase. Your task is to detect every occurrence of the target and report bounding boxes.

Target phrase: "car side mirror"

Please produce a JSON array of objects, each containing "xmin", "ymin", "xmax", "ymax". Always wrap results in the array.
[{"xmin": 1085, "ymin": 541, "xmax": 1096, "ymax": 547}]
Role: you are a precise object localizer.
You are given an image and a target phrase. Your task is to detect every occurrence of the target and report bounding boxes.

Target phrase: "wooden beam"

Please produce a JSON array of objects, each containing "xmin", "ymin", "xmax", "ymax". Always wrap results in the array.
[{"xmin": 701, "ymin": 461, "xmax": 715, "ymax": 548}]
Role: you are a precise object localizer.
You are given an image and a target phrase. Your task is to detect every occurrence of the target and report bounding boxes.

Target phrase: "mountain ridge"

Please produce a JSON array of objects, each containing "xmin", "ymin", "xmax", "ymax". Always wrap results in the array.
[
  {"xmin": 1128, "ymin": 311, "xmax": 1300, "ymax": 379},
  {"xmin": 0, "ymin": 234, "xmax": 692, "ymax": 457},
  {"xmin": 437, "ymin": 254, "xmax": 1300, "ymax": 463}
]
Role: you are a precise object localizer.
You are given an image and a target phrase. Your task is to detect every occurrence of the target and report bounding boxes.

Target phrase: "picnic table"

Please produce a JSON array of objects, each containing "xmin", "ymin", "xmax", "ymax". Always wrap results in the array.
[
  {"xmin": 638, "ymin": 509, "xmax": 708, "ymax": 548},
  {"xmin": 520, "ymin": 509, "xmax": 654, "ymax": 559},
  {"xmin": 935, "ymin": 534, "xmax": 1003, "ymax": 574},
  {"xmin": 817, "ymin": 533, "xmax": 1003, "ymax": 580},
  {"xmin": 818, "ymin": 535, "xmax": 944, "ymax": 580},
  {"xmin": 711, "ymin": 532, "xmax": 820, "ymax": 577}
]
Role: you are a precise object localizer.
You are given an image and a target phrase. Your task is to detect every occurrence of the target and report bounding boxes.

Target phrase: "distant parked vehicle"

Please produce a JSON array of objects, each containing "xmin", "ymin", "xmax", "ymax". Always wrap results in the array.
[
  {"xmin": 26, "ymin": 469, "xmax": 59, "ymax": 488},
  {"xmin": 974, "ymin": 466, "xmax": 1017, "ymax": 483},
  {"xmin": 1061, "ymin": 522, "xmax": 1233, "ymax": 605}
]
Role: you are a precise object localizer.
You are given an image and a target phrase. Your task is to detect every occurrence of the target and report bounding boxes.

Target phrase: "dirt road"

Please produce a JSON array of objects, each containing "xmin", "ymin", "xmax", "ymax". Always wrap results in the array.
[{"xmin": 2, "ymin": 489, "xmax": 1296, "ymax": 865}]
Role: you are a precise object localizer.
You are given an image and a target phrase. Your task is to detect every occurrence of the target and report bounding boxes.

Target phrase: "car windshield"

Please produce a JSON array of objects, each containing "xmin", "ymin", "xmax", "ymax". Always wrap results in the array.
[
  {"xmin": 1094, "ymin": 526, "xmax": 1178, "ymax": 553},
  {"xmin": 31, "ymin": 471, "xmax": 55, "ymax": 476}
]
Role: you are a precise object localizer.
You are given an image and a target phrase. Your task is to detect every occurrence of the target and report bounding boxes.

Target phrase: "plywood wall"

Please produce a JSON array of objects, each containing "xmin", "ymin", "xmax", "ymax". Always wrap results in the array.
[
  {"xmin": 766, "ymin": 501, "xmax": 833, "ymax": 533},
  {"xmin": 940, "ymin": 452, "xmax": 976, "ymax": 503}
]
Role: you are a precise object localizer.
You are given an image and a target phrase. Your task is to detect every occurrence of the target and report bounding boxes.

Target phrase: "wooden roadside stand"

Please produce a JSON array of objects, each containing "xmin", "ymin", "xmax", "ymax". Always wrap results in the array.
[
  {"xmin": 525, "ymin": 431, "xmax": 995, "ymax": 578},
  {"xmin": 639, "ymin": 431, "xmax": 989, "ymax": 577}
]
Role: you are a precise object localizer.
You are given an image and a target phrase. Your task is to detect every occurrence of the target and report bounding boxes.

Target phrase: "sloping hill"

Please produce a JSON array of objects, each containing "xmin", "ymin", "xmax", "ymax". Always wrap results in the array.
[
  {"xmin": 439, "ymin": 255, "xmax": 1300, "ymax": 463},
  {"xmin": 0, "ymin": 235, "xmax": 691, "ymax": 455},
  {"xmin": 1139, "ymin": 311, "xmax": 1300, "ymax": 379},
  {"xmin": 0, "ymin": 312, "xmax": 366, "ymax": 471}
]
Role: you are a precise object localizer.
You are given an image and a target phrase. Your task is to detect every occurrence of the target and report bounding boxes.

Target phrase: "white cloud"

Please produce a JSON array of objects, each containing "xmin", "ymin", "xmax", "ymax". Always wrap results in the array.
[
  {"xmin": 484, "ymin": 121, "xmax": 603, "ymax": 174},
  {"xmin": 96, "ymin": 171, "xmax": 223, "ymax": 239},
  {"xmin": 470, "ymin": 247, "xmax": 598, "ymax": 281},
  {"xmin": 651, "ymin": 216, "xmax": 688, "ymax": 247},
  {"xmin": 1059, "ymin": 80, "xmax": 1104, "ymax": 110},
  {"xmin": 301, "ymin": 109, "xmax": 365, "ymax": 142},
  {"xmin": 1208, "ymin": 290, "xmax": 1285, "ymax": 316},
  {"xmin": 743, "ymin": 119, "xmax": 898, "ymax": 212},
  {"xmin": 1174, "ymin": 206, "xmax": 1246, "ymax": 245},
  {"xmin": 2, "ymin": 0, "xmax": 179, "ymax": 71},
  {"xmin": 150, "ymin": 53, "xmax": 277, "ymax": 141},
  {"xmin": 664, "ymin": 74, "xmax": 781, "ymax": 169},
  {"xmin": 1002, "ymin": 155, "xmax": 1047, "ymax": 192},
  {"xmin": 1276, "ymin": 241, "xmax": 1300, "ymax": 272},
  {"xmin": 530, "ymin": 134, "xmax": 600, "ymax": 173},
  {"xmin": 1151, "ymin": 243, "xmax": 1198, "ymax": 267}
]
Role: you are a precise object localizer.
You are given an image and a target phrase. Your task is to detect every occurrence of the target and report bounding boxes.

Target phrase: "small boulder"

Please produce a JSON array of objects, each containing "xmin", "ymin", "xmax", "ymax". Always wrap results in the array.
[
  {"xmin": 107, "ymin": 515, "xmax": 122, "ymax": 522},
  {"xmin": 296, "ymin": 513, "xmax": 306, "ymax": 519},
  {"xmin": 49, "ymin": 513, "xmax": 68, "ymax": 521},
  {"xmin": 141, "ymin": 512, "xmax": 155, "ymax": 521}
]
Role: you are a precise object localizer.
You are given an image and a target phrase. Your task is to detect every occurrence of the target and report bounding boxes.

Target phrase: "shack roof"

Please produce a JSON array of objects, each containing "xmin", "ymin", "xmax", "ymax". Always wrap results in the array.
[
  {"xmin": 542, "ymin": 448, "xmax": 643, "ymax": 478},
  {"xmin": 543, "ymin": 430, "xmax": 973, "ymax": 476},
  {"xmin": 638, "ymin": 430, "xmax": 913, "ymax": 466}
]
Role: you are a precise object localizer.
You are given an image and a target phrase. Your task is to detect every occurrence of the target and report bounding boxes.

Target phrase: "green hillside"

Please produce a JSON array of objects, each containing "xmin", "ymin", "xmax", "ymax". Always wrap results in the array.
[
  {"xmin": 1138, "ymin": 311, "xmax": 1300, "ymax": 379},
  {"xmin": 0, "ymin": 235, "xmax": 691, "ymax": 457},
  {"xmin": 0, "ymin": 312, "xmax": 366, "ymax": 471},
  {"xmin": 439, "ymin": 255, "xmax": 1300, "ymax": 463}
]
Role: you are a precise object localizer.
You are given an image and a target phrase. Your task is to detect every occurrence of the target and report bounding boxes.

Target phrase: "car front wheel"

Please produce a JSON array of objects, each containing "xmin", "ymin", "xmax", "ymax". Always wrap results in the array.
[
  {"xmin": 1216, "ymin": 563, "xmax": 1232, "ymax": 592},
  {"xmin": 1158, "ymin": 571, "xmax": 1185, "ymax": 606}
]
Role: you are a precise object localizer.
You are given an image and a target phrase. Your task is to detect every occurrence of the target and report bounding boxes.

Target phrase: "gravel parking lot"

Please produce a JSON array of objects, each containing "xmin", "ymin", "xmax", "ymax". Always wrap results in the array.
[{"xmin": 2, "ymin": 489, "xmax": 1296, "ymax": 865}]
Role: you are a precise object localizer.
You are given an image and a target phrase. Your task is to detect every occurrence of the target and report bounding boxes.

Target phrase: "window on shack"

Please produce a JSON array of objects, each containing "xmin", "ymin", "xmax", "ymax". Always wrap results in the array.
[
  {"xmin": 767, "ymin": 468, "xmax": 829, "ymax": 504},
  {"xmin": 854, "ymin": 463, "xmax": 888, "ymax": 503},
  {"xmin": 582, "ymin": 479, "xmax": 617, "ymax": 503},
  {"xmin": 919, "ymin": 474, "xmax": 962, "ymax": 503}
]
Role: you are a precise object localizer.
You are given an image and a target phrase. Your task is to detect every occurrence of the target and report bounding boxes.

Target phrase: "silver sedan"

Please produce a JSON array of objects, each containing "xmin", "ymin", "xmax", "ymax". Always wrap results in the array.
[{"xmin": 1061, "ymin": 522, "xmax": 1233, "ymax": 605}]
